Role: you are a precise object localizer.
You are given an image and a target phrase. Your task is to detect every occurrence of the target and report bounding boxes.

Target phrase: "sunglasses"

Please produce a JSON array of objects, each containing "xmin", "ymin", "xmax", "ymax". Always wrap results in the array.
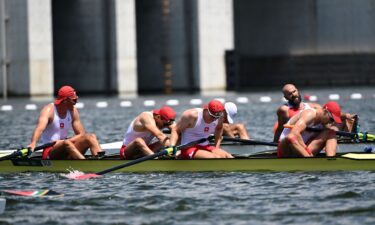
[
  {"xmin": 161, "ymin": 117, "xmax": 174, "ymax": 126},
  {"xmin": 66, "ymin": 96, "xmax": 78, "ymax": 104},
  {"xmin": 208, "ymin": 108, "xmax": 224, "ymax": 119}
]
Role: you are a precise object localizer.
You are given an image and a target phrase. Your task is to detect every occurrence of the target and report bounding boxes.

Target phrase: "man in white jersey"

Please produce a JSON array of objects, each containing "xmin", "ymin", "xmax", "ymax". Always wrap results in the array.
[
  {"xmin": 274, "ymin": 83, "xmax": 358, "ymax": 142},
  {"xmin": 120, "ymin": 106, "xmax": 176, "ymax": 160},
  {"xmin": 277, "ymin": 101, "xmax": 342, "ymax": 158},
  {"xmin": 223, "ymin": 102, "xmax": 250, "ymax": 139},
  {"xmin": 28, "ymin": 86, "xmax": 103, "ymax": 159},
  {"xmin": 170, "ymin": 100, "xmax": 233, "ymax": 159}
]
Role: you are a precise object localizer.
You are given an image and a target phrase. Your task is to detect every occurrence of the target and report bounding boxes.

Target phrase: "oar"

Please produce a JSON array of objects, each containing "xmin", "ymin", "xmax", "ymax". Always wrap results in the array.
[
  {"xmin": 70, "ymin": 136, "xmax": 212, "ymax": 180},
  {"xmin": 0, "ymin": 142, "xmax": 55, "ymax": 161},
  {"xmin": 220, "ymin": 136, "xmax": 278, "ymax": 147},
  {"xmin": 283, "ymin": 124, "xmax": 375, "ymax": 142},
  {"xmin": 0, "ymin": 189, "xmax": 64, "ymax": 198}
]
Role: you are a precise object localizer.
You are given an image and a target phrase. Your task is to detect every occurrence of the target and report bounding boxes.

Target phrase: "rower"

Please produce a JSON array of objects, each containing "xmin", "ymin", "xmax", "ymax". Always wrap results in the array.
[
  {"xmin": 119, "ymin": 106, "xmax": 176, "ymax": 160},
  {"xmin": 273, "ymin": 83, "xmax": 358, "ymax": 142},
  {"xmin": 169, "ymin": 99, "xmax": 233, "ymax": 159},
  {"xmin": 278, "ymin": 101, "xmax": 342, "ymax": 158},
  {"xmin": 28, "ymin": 85, "xmax": 103, "ymax": 159},
  {"xmin": 223, "ymin": 102, "xmax": 250, "ymax": 139}
]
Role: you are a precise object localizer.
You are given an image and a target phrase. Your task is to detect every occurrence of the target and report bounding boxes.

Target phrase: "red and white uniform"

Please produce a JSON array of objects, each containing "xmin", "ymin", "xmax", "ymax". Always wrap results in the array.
[
  {"xmin": 41, "ymin": 104, "xmax": 72, "ymax": 159},
  {"xmin": 120, "ymin": 112, "xmax": 155, "ymax": 159},
  {"xmin": 122, "ymin": 113, "xmax": 155, "ymax": 146},
  {"xmin": 41, "ymin": 104, "xmax": 72, "ymax": 144},
  {"xmin": 280, "ymin": 106, "xmax": 322, "ymax": 143},
  {"xmin": 181, "ymin": 108, "xmax": 218, "ymax": 145},
  {"xmin": 287, "ymin": 102, "xmax": 312, "ymax": 118},
  {"xmin": 180, "ymin": 108, "xmax": 218, "ymax": 159}
]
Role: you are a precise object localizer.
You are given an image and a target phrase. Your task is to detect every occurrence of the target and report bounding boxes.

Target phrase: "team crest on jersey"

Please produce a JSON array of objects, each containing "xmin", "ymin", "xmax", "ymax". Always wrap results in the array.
[
  {"xmin": 60, "ymin": 123, "xmax": 64, "ymax": 128},
  {"xmin": 204, "ymin": 127, "xmax": 209, "ymax": 132}
]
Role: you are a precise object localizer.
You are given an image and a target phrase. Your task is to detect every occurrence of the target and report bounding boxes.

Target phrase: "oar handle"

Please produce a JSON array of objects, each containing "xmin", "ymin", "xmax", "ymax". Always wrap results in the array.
[
  {"xmin": 95, "ymin": 137, "xmax": 209, "ymax": 175},
  {"xmin": 221, "ymin": 136, "xmax": 278, "ymax": 147},
  {"xmin": 0, "ymin": 142, "xmax": 56, "ymax": 161}
]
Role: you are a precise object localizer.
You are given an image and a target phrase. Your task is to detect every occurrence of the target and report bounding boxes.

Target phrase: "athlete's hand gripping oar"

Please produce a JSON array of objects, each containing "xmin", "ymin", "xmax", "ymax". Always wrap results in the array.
[
  {"xmin": 283, "ymin": 124, "xmax": 375, "ymax": 142},
  {"xmin": 220, "ymin": 136, "xmax": 278, "ymax": 147},
  {"xmin": 0, "ymin": 142, "xmax": 55, "ymax": 161},
  {"xmin": 70, "ymin": 136, "xmax": 212, "ymax": 180}
]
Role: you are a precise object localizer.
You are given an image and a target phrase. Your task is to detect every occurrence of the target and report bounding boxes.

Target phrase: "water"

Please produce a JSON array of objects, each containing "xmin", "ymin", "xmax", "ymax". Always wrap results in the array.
[{"xmin": 1, "ymin": 87, "xmax": 375, "ymax": 224}]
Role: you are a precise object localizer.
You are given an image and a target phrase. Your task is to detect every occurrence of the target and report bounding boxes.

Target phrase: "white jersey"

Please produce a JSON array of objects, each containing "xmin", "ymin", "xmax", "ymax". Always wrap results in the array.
[
  {"xmin": 41, "ymin": 104, "xmax": 72, "ymax": 144},
  {"xmin": 279, "ymin": 107, "xmax": 323, "ymax": 143},
  {"xmin": 181, "ymin": 108, "xmax": 218, "ymax": 146},
  {"xmin": 122, "ymin": 112, "xmax": 155, "ymax": 146}
]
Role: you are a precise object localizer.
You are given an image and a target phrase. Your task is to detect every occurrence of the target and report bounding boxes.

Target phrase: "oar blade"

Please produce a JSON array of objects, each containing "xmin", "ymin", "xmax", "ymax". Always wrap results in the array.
[
  {"xmin": 1, "ymin": 189, "xmax": 64, "ymax": 198},
  {"xmin": 71, "ymin": 173, "xmax": 101, "ymax": 180},
  {"xmin": 61, "ymin": 170, "xmax": 102, "ymax": 180}
]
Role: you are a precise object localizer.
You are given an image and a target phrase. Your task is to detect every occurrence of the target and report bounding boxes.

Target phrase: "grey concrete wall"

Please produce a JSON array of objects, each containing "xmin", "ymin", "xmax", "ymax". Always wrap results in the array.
[
  {"xmin": 235, "ymin": 0, "xmax": 375, "ymax": 56},
  {"xmin": 52, "ymin": 0, "xmax": 117, "ymax": 94},
  {"xmin": 0, "ymin": 0, "xmax": 53, "ymax": 97},
  {"xmin": 316, "ymin": 0, "xmax": 375, "ymax": 53},
  {"xmin": 233, "ymin": 0, "xmax": 375, "ymax": 89},
  {"xmin": 136, "ymin": 0, "xmax": 199, "ymax": 94},
  {"xmin": 136, "ymin": 0, "xmax": 232, "ymax": 94},
  {"xmin": 0, "ymin": 0, "xmax": 30, "ymax": 96}
]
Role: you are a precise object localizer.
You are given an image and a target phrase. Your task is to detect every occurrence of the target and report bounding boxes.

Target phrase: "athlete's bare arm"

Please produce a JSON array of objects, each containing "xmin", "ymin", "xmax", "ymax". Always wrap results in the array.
[
  {"xmin": 274, "ymin": 105, "xmax": 289, "ymax": 142},
  {"xmin": 288, "ymin": 109, "xmax": 316, "ymax": 156},
  {"xmin": 170, "ymin": 109, "xmax": 197, "ymax": 146},
  {"xmin": 213, "ymin": 116, "xmax": 224, "ymax": 149},
  {"xmin": 28, "ymin": 104, "xmax": 54, "ymax": 150},
  {"xmin": 71, "ymin": 107, "xmax": 85, "ymax": 135},
  {"xmin": 141, "ymin": 113, "xmax": 170, "ymax": 146}
]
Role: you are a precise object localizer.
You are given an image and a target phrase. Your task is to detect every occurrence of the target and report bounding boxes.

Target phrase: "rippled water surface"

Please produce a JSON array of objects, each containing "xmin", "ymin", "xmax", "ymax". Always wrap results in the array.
[{"xmin": 1, "ymin": 87, "xmax": 375, "ymax": 224}]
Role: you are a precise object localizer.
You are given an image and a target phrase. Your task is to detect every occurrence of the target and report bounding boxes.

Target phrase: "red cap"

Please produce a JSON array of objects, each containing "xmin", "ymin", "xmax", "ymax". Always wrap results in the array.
[
  {"xmin": 323, "ymin": 101, "xmax": 342, "ymax": 124},
  {"xmin": 54, "ymin": 86, "xmax": 77, "ymax": 105},
  {"xmin": 153, "ymin": 106, "xmax": 176, "ymax": 121},
  {"xmin": 204, "ymin": 100, "xmax": 225, "ymax": 114}
]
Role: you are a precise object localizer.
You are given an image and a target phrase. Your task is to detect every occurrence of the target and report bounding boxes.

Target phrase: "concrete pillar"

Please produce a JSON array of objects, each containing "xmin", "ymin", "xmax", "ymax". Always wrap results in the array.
[
  {"xmin": 27, "ymin": 0, "xmax": 53, "ymax": 96},
  {"xmin": 197, "ymin": 0, "xmax": 234, "ymax": 93},
  {"xmin": 0, "ymin": 0, "xmax": 53, "ymax": 97},
  {"xmin": 115, "ymin": 0, "xmax": 138, "ymax": 97}
]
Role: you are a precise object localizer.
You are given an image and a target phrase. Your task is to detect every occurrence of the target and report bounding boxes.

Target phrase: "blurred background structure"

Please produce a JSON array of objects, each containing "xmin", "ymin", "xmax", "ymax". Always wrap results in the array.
[{"xmin": 0, "ymin": 0, "xmax": 375, "ymax": 98}]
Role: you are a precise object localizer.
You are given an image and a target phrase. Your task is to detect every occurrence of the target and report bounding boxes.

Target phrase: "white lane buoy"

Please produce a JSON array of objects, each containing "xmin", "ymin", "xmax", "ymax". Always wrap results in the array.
[
  {"xmin": 120, "ymin": 101, "xmax": 132, "ymax": 107},
  {"xmin": 144, "ymin": 100, "xmax": 155, "ymax": 107},
  {"xmin": 236, "ymin": 97, "xmax": 248, "ymax": 104},
  {"xmin": 190, "ymin": 99, "xmax": 202, "ymax": 105},
  {"xmin": 259, "ymin": 96, "xmax": 271, "ymax": 103},
  {"xmin": 166, "ymin": 99, "xmax": 179, "ymax": 106},
  {"xmin": 329, "ymin": 94, "xmax": 340, "ymax": 100},
  {"xmin": 1, "ymin": 105, "xmax": 12, "ymax": 111},
  {"xmin": 350, "ymin": 93, "xmax": 362, "ymax": 100},
  {"xmin": 25, "ymin": 104, "xmax": 37, "ymax": 110},
  {"xmin": 96, "ymin": 102, "xmax": 108, "ymax": 108},
  {"xmin": 309, "ymin": 95, "xmax": 318, "ymax": 101},
  {"xmin": 75, "ymin": 102, "xmax": 85, "ymax": 109}
]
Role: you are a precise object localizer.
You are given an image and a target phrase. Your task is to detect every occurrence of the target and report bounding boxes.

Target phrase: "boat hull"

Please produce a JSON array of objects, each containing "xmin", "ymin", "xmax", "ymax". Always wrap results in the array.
[{"xmin": 1, "ymin": 156, "xmax": 375, "ymax": 173}]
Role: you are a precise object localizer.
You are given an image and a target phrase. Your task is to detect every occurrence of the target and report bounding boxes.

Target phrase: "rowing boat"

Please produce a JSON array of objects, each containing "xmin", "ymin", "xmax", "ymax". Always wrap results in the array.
[
  {"xmin": 1, "ymin": 142, "xmax": 364, "ymax": 160},
  {"xmin": 0, "ymin": 152, "xmax": 374, "ymax": 173}
]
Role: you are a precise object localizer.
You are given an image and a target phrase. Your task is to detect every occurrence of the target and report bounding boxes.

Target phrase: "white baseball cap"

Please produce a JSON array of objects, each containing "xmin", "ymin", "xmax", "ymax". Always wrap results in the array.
[{"xmin": 224, "ymin": 102, "xmax": 237, "ymax": 124}]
